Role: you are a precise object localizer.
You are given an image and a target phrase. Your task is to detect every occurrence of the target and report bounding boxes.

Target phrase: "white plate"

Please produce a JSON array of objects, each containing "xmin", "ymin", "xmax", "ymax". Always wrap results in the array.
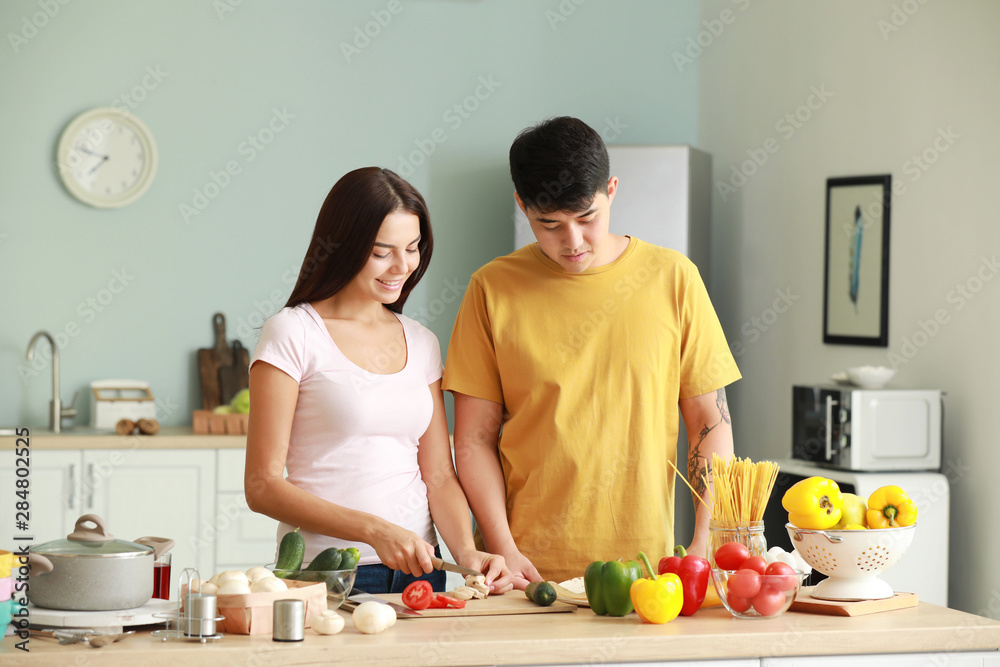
[
  {"xmin": 831, "ymin": 372, "xmax": 851, "ymax": 386},
  {"xmin": 29, "ymin": 599, "xmax": 176, "ymax": 629}
]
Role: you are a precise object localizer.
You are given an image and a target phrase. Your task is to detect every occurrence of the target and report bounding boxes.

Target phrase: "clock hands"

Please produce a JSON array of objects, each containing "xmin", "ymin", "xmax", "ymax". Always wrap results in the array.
[
  {"xmin": 88, "ymin": 154, "xmax": 110, "ymax": 175},
  {"xmin": 77, "ymin": 145, "xmax": 109, "ymax": 159}
]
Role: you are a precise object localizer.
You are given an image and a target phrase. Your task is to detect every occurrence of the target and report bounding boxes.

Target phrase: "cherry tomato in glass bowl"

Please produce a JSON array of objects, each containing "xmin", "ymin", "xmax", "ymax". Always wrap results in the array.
[
  {"xmin": 714, "ymin": 542, "xmax": 750, "ymax": 570},
  {"xmin": 751, "ymin": 585, "xmax": 788, "ymax": 616},
  {"xmin": 727, "ymin": 569, "xmax": 762, "ymax": 599},
  {"xmin": 764, "ymin": 562, "xmax": 800, "ymax": 592},
  {"xmin": 402, "ymin": 580, "xmax": 433, "ymax": 610},
  {"xmin": 742, "ymin": 555, "xmax": 768, "ymax": 575}
]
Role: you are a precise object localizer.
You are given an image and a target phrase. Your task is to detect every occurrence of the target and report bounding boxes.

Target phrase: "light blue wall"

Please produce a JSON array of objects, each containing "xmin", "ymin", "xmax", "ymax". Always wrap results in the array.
[{"xmin": 1, "ymin": 0, "xmax": 700, "ymax": 427}]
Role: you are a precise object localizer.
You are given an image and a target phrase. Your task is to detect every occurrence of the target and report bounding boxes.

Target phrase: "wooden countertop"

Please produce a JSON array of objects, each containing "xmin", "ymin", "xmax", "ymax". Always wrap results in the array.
[
  {"xmin": 0, "ymin": 427, "xmax": 246, "ymax": 450},
  {"xmin": 4, "ymin": 602, "xmax": 999, "ymax": 666}
]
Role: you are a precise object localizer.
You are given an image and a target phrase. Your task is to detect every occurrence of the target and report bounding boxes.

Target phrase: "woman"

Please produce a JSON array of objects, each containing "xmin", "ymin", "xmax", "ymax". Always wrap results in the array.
[{"xmin": 245, "ymin": 167, "xmax": 510, "ymax": 594}]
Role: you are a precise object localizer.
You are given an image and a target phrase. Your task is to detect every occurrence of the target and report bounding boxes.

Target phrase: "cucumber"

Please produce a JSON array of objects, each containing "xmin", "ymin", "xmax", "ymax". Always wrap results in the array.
[
  {"xmin": 524, "ymin": 581, "xmax": 557, "ymax": 607},
  {"xmin": 275, "ymin": 528, "xmax": 305, "ymax": 572},
  {"xmin": 306, "ymin": 547, "xmax": 343, "ymax": 571}
]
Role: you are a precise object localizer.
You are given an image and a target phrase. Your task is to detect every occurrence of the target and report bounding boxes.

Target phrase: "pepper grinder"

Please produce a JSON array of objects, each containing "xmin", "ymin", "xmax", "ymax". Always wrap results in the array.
[{"xmin": 272, "ymin": 599, "xmax": 305, "ymax": 642}]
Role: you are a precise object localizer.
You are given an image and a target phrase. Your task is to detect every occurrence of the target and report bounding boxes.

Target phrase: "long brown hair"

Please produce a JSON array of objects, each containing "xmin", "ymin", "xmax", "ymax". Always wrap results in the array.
[{"xmin": 284, "ymin": 167, "xmax": 433, "ymax": 314}]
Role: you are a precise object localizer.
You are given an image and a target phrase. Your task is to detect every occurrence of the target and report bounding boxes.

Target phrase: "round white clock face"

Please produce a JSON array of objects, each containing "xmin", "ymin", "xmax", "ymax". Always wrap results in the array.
[{"xmin": 57, "ymin": 108, "xmax": 158, "ymax": 208}]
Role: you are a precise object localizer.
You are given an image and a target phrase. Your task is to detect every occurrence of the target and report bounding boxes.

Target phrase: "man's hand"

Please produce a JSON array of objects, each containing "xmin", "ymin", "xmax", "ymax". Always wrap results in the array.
[{"xmin": 501, "ymin": 548, "xmax": 543, "ymax": 591}]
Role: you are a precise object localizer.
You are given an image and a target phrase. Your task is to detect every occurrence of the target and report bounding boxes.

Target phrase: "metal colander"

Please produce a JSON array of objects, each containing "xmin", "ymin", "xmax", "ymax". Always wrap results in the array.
[{"xmin": 786, "ymin": 523, "xmax": 916, "ymax": 601}]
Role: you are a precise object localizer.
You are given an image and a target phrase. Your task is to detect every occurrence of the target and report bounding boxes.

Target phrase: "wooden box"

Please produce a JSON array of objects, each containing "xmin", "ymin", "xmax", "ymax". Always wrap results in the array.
[
  {"xmin": 203, "ymin": 580, "xmax": 328, "ymax": 635},
  {"xmin": 192, "ymin": 410, "xmax": 248, "ymax": 435}
]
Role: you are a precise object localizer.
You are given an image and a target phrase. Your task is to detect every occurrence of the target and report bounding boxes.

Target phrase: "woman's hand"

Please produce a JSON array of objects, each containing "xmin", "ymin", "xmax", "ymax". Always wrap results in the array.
[
  {"xmin": 370, "ymin": 521, "xmax": 435, "ymax": 576},
  {"xmin": 457, "ymin": 551, "xmax": 514, "ymax": 594}
]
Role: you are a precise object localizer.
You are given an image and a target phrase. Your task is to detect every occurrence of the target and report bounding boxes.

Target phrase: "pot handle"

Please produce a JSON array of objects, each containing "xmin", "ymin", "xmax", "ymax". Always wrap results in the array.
[
  {"xmin": 67, "ymin": 514, "xmax": 114, "ymax": 543},
  {"xmin": 135, "ymin": 536, "xmax": 175, "ymax": 559},
  {"xmin": 28, "ymin": 552, "xmax": 54, "ymax": 575}
]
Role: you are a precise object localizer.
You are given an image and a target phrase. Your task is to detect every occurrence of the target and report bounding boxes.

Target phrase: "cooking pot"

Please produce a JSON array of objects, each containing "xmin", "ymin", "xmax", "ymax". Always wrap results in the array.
[{"xmin": 28, "ymin": 514, "xmax": 173, "ymax": 611}]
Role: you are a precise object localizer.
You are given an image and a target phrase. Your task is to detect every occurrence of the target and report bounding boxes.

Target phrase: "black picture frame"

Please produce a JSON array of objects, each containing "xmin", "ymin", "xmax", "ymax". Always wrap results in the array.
[{"xmin": 823, "ymin": 174, "xmax": 891, "ymax": 347}]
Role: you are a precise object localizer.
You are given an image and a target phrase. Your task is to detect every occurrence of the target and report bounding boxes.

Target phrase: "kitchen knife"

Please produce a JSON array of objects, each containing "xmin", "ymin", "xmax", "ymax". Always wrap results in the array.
[
  {"xmin": 346, "ymin": 590, "xmax": 422, "ymax": 617},
  {"xmin": 430, "ymin": 556, "xmax": 482, "ymax": 578}
]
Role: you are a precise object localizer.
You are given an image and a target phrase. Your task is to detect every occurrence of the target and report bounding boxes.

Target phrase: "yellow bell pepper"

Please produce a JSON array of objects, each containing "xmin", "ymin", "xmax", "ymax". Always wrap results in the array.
[
  {"xmin": 866, "ymin": 485, "xmax": 918, "ymax": 528},
  {"xmin": 782, "ymin": 476, "xmax": 844, "ymax": 529},
  {"xmin": 630, "ymin": 552, "xmax": 683, "ymax": 624}
]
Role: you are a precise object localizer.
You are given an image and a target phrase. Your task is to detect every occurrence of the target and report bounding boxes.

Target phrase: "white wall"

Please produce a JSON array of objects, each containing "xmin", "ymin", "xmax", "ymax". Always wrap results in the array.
[{"xmin": 698, "ymin": 0, "xmax": 1000, "ymax": 617}]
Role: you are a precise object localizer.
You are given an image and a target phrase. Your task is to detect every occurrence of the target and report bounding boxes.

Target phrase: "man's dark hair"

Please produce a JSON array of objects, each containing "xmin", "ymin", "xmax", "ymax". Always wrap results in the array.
[{"xmin": 509, "ymin": 116, "xmax": 610, "ymax": 213}]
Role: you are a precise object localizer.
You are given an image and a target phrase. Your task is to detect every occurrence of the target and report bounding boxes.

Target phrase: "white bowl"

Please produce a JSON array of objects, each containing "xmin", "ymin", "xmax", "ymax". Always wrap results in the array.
[
  {"xmin": 786, "ymin": 523, "xmax": 915, "ymax": 600},
  {"xmin": 846, "ymin": 366, "xmax": 896, "ymax": 389}
]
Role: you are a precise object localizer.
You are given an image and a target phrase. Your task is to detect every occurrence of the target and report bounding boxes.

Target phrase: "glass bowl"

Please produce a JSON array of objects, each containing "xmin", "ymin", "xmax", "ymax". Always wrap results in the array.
[
  {"xmin": 711, "ymin": 567, "xmax": 806, "ymax": 619},
  {"xmin": 266, "ymin": 562, "xmax": 357, "ymax": 609}
]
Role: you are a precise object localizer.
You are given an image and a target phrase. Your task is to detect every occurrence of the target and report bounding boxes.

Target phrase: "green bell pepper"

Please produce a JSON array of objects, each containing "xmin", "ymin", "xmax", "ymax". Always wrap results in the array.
[{"xmin": 584, "ymin": 558, "xmax": 643, "ymax": 616}]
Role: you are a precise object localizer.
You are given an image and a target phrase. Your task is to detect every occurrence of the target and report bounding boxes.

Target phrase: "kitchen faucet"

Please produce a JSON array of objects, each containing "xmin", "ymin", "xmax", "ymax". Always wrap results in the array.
[{"xmin": 26, "ymin": 331, "xmax": 78, "ymax": 433}]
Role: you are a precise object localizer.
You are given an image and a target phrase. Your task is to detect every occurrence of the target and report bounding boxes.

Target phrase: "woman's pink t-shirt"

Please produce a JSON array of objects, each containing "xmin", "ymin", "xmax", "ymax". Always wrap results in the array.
[{"xmin": 251, "ymin": 303, "xmax": 441, "ymax": 566}]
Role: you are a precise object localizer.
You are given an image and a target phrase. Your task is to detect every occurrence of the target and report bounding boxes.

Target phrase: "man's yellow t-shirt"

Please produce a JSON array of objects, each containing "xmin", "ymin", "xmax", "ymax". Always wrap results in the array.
[{"xmin": 443, "ymin": 237, "xmax": 741, "ymax": 582}]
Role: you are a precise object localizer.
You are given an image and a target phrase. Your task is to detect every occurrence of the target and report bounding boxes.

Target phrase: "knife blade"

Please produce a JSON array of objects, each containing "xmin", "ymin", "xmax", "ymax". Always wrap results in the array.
[
  {"xmin": 430, "ymin": 556, "xmax": 482, "ymax": 578},
  {"xmin": 347, "ymin": 590, "xmax": 422, "ymax": 617}
]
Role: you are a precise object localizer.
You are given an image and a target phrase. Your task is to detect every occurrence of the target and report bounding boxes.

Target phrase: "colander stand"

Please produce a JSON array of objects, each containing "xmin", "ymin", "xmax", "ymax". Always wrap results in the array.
[{"xmin": 792, "ymin": 529, "xmax": 895, "ymax": 601}]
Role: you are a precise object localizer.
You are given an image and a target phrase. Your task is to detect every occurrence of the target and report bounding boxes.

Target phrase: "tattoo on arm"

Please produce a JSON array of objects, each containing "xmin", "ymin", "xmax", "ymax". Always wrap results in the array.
[
  {"xmin": 686, "ymin": 388, "xmax": 731, "ymax": 499},
  {"xmin": 716, "ymin": 388, "xmax": 731, "ymax": 425}
]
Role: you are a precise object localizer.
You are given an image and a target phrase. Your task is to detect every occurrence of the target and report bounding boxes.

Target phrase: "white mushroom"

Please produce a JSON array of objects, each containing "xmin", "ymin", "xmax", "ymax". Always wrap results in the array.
[{"xmin": 352, "ymin": 601, "xmax": 396, "ymax": 634}]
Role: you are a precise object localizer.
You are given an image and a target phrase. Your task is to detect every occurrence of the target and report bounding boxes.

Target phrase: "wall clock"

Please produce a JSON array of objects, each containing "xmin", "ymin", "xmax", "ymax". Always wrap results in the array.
[{"xmin": 56, "ymin": 107, "xmax": 158, "ymax": 208}]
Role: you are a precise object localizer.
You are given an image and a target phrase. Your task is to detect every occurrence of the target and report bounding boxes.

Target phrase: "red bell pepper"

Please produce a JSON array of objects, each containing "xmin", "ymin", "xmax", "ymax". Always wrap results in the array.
[{"xmin": 657, "ymin": 545, "xmax": 710, "ymax": 616}]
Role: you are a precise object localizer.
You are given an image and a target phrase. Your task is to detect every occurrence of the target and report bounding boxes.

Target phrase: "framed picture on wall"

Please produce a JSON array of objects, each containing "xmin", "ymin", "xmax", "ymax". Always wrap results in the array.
[{"xmin": 823, "ymin": 174, "xmax": 891, "ymax": 347}]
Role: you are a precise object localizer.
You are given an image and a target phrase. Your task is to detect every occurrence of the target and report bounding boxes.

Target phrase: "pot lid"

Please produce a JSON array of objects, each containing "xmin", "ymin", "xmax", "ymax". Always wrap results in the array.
[{"xmin": 32, "ymin": 514, "xmax": 153, "ymax": 557}]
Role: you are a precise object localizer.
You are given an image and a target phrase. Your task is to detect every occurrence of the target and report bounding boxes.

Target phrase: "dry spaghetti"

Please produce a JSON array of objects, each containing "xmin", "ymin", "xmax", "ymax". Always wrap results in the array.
[{"xmin": 706, "ymin": 454, "xmax": 779, "ymax": 523}]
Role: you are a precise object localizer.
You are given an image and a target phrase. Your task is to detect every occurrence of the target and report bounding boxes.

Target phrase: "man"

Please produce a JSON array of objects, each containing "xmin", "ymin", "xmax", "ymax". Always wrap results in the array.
[{"xmin": 443, "ymin": 117, "xmax": 740, "ymax": 586}]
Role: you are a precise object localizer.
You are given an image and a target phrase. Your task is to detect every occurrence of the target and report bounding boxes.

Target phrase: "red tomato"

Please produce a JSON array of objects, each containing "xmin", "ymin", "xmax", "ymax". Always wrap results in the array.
[
  {"xmin": 714, "ymin": 542, "xmax": 750, "ymax": 570},
  {"xmin": 764, "ymin": 562, "xmax": 800, "ymax": 592},
  {"xmin": 742, "ymin": 555, "xmax": 768, "ymax": 575},
  {"xmin": 727, "ymin": 569, "xmax": 761, "ymax": 599},
  {"xmin": 401, "ymin": 580, "xmax": 433, "ymax": 610},
  {"xmin": 727, "ymin": 592, "xmax": 752, "ymax": 613},
  {"xmin": 751, "ymin": 585, "xmax": 788, "ymax": 616},
  {"xmin": 428, "ymin": 593, "xmax": 466, "ymax": 609}
]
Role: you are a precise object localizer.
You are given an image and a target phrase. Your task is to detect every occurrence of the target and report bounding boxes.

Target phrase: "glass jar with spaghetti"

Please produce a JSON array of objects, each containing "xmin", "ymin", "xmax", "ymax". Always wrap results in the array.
[{"xmin": 705, "ymin": 454, "xmax": 779, "ymax": 568}]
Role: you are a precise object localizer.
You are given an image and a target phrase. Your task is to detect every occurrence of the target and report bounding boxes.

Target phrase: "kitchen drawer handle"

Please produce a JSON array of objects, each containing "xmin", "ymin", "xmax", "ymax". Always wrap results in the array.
[
  {"xmin": 68, "ymin": 464, "xmax": 75, "ymax": 510},
  {"xmin": 87, "ymin": 463, "xmax": 95, "ymax": 509},
  {"xmin": 824, "ymin": 395, "xmax": 837, "ymax": 461}
]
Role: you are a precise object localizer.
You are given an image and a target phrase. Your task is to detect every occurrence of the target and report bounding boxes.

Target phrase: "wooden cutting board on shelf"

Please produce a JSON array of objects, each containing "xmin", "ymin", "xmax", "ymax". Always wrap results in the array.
[
  {"xmin": 790, "ymin": 587, "xmax": 918, "ymax": 616},
  {"xmin": 197, "ymin": 313, "xmax": 249, "ymax": 409},
  {"xmin": 370, "ymin": 593, "xmax": 577, "ymax": 618}
]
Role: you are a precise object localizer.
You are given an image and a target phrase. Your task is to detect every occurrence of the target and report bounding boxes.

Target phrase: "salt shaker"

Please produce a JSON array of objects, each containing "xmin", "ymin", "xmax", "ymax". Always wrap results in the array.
[
  {"xmin": 272, "ymin": 599, "xmax": 305, "ymax": 642},
  {"xmin": 184, "ymin": 593, "xmax": 217, "ymax": 637}
]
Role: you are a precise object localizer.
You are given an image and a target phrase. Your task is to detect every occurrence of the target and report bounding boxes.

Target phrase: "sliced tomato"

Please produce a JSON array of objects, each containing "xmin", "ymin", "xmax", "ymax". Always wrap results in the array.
[
  {"xmin": 402, "ymin": 580, "xmax": 433, "ymax": 610},
  {"xmin": 427, "ymin": 593, "xmax": 466, "ymax": 609}
]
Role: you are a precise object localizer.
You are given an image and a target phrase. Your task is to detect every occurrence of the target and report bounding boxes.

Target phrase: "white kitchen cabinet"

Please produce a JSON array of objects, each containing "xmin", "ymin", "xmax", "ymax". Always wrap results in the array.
[
  {"xmin": 0, "ymin": 448, "xmax": 81, "ymax": 544},
  {"xmin": 213, "ymin": 448, "xmax": 280, "ymax": 574},
  {"xmin": 82, "ymin": 448, "xmax": 216, "ymax": 583}
]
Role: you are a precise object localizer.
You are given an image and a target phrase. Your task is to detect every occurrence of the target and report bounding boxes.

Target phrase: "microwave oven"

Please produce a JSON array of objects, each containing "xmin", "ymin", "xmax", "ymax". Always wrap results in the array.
[{"xmin": 791, "ymin": 386, "xmax": 942, "ymax": 471}]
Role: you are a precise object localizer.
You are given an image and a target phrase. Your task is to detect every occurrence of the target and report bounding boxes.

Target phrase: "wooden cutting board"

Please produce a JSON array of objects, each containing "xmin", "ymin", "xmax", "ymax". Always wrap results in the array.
[
  {"xmin": 374, "ymin": 593, "xmax": 577, "ymax": 618},
  {"xmin": 790, "ymin": 586, "xmax": 918, "ymax": 616},
  {"xmin": 197, "ymin": 313, "xmax": 249, "ymax": 409}
]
